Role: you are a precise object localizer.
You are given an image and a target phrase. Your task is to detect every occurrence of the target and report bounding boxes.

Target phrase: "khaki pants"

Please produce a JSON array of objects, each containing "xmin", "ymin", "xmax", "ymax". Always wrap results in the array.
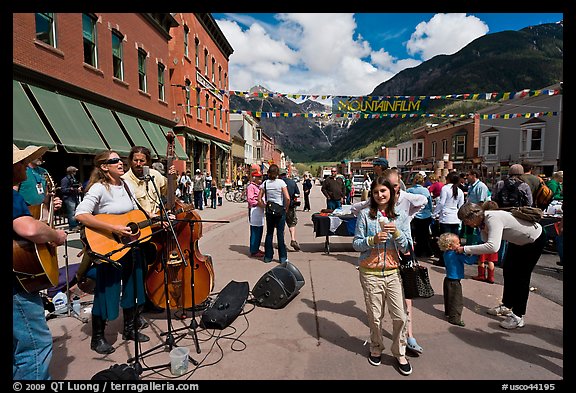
[{"xmin": 359, "ymin": 271, "xmax": 407, "ymax": 357}]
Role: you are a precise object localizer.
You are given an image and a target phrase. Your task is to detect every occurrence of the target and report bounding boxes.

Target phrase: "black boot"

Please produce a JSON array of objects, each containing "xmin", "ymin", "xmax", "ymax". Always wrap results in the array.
[
  {"xmin": 122, "ymin": 307, "xmax": 150, "ymax": 342},
  {"xmin": 90, "ymin": 315, "xmax": 115, "ymax": 354},
  {"xmin": 136, "ymin": 305, "xmax": 149, "ymax": 330}
]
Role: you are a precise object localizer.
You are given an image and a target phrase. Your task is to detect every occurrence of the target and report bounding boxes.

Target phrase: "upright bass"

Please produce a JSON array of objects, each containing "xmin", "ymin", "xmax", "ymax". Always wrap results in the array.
[{"xmin": 145, "ymin": 132, "xmax": 215, "ymax": 311}]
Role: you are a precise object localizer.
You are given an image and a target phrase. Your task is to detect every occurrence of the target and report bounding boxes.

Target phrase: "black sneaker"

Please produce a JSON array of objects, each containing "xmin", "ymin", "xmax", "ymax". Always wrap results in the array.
[
  {"xmin": 368, "ymin": 354, "xmax": 381, "ymax": 366},
  {"xmin": 397, "ymin": 359, "xmax": 412, "ymax": 375}
]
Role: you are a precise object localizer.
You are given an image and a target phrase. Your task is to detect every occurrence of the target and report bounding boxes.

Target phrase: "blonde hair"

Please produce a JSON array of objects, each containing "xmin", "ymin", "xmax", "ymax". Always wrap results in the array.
[
  {"xmin": 413, "ymin": 173, "xmax": 425, "ymax": 185},
  {"xmin": 438, "ymin": 232, "xmax": 459, "ymax": 252}
]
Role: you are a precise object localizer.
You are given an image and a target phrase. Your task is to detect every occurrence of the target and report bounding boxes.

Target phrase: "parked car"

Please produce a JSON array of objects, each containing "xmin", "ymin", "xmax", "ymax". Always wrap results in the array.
[
  {"xmin": 353, "ymin": 174, "xmax": 365, "ymax": 196},
  {"xmin": 402, "ymin": 170, "xmax": 433, "ymax": 187}
]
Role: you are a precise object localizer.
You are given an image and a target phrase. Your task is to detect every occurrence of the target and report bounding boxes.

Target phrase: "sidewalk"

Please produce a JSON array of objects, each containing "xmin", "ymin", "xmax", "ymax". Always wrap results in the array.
[{"xmin": 47, "ymin": 183, "xmax": 563, "ymax": 382}]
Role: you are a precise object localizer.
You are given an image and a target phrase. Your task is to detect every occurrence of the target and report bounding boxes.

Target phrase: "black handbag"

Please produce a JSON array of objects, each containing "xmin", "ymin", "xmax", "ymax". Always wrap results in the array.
[
  {"xmin": 264, "ymin": 182, "xmax": 285, "ymax": 216},
  {"xmin": 399, "ymin": 244, "xmax": 434, "ymax": 299}
]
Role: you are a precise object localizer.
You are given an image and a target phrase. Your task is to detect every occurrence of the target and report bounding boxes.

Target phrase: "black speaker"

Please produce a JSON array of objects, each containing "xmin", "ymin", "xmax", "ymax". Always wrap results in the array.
[
  {"xmin": 252, "ymin": 262, "xmax": 305, "ymax": 309},
  {"xmin": 200, "ymin": 280, "xmax": 249, "ymax": 329}
]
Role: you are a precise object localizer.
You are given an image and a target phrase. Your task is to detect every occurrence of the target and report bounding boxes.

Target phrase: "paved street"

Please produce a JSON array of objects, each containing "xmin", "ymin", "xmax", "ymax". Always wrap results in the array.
[{"xmin": 47, "ymin": 181, "xmax": 563, "ymax": 382}]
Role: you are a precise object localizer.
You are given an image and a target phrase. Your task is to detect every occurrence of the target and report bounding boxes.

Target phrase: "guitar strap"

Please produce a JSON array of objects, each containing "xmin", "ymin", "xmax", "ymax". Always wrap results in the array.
[{"xmin": 122, "ymin": 180, "xmax": 152, "ymax": 220}]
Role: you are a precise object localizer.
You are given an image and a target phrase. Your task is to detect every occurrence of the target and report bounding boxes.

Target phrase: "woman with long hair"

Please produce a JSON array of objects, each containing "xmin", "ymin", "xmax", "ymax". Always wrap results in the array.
[
  {"xmin": 353, "ymin": 176, "xmax": 413, "ymax": 376},
  {"xmin": 75, "ymin": 150, "xmax": 151, "ymax": 354},
  {"xmin": 257, "ymin": 164, "xmax": 290, "ymax": 263}
]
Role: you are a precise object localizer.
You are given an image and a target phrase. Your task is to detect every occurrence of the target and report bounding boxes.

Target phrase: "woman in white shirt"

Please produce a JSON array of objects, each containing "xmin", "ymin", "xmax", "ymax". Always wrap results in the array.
[
  {"xmin": 432, "ymin": 173, "xmax": 465, "ymax": 266},
  {"xmin": 456, "ymin": 203, "xmax": 546, "ymax": 330},
  {"xmin": 257, "ymin": 164, "xmax": 290, "ymax": 263}
]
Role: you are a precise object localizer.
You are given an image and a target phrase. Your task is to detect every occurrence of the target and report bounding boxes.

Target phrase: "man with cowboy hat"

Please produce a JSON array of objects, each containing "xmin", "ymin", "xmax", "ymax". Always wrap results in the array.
[{"xmin": 13, "ymin": 144, "xmax": 67, "ymax": 380}]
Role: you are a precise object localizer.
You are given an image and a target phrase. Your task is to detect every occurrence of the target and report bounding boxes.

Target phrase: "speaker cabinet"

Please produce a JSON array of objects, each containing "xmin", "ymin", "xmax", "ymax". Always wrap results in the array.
[
  {"xmin": 252, "ymin": 262, "xmax": 305, "ymax": 309},
  {"xmin": 200, "ymin": 280, "xmax": 249, "ymax": 329}
]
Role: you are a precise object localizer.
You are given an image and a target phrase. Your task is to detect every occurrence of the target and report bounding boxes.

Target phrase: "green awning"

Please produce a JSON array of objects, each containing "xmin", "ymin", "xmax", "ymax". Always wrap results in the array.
[
  {"xmin": 138, "ymin": 119, "xmax": 170, "ymax": 159},
  {"xmin": 13, "ymin": 81, "xmax": 58, "ymax": 151},
  {"xmin": 213, "ymin": 140, "xmax": 231, "ymax": 152},
  {"xmin": 114, "ymin": 112, "xmax": 159, "ymax": 159},
  {"xmin": 194, "ymin": 135, "xmax": 212, "ymax": 145},
  {"xmin": 158, "ymin": 125, "xmax": 188, "ymax": 160},
  {"xmin": 28, "ymin": 85, "xmax": 108, "ymax": 154},
  {"xmin": 83, "ymin": 102, "xmax": 132, "ymax": 157}
]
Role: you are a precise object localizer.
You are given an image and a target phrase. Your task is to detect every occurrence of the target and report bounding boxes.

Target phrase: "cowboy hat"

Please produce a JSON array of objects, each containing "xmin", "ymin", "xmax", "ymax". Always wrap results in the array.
[{"xmin": 13, "ymin": 144, "xmax": 48, "ymax": 165}]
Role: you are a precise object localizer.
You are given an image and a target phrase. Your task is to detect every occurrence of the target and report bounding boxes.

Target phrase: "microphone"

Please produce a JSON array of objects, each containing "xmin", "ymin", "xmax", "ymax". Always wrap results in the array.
[{"xmin": 142, "ymin": 166, "xmax": 150, "ymax": 191}]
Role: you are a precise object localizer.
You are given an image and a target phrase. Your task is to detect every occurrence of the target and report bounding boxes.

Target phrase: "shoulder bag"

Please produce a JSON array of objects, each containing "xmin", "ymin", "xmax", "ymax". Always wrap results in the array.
[
  {"xmin": 398, "ymin": 243, "xmax": 434, "ymax": 299},
  {"xmin": 264, "ymin": 181, "xmax": 285, "ymax": 216}
]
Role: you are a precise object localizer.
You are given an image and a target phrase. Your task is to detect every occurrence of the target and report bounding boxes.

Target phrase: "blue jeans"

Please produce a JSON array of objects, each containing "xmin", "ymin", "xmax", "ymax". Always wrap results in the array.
[
  {"xmin": 13, "ymin": 287, "xmax": 52, "ymax": 380},
  {"xmin": 250, "ymin": 225, "xmax": 264, "ymax": 254},
  {"xmin": 64, "ymin": 198, "xmax": 79, "ymax": 229},
  {"xmin": 327, "ymin": 199, "xmax": 342, "ymax": 210},
  {"xmin": 264, "ymin": 212, "xmax": 288, "ymax": 261}
]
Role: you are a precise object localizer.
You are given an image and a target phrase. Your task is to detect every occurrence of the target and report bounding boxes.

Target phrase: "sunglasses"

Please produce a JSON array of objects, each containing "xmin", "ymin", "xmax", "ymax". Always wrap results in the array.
[{"xmin": 105, "ymin": 157, "xmax": 122, "ymax": 164}]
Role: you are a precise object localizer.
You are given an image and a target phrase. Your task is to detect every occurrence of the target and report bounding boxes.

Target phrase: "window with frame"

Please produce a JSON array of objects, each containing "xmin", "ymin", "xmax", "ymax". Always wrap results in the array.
[
  {"xmin": 431, "ymin": 141, "xmax": 437, "ymax": 159},
  {"xmin": 213, "ymin": 100, "xmax": 217, "ymax": 126},
  {"xmin": 219, "ymin": 105, "xmax": 223, "ymax": 129},
  {"xmin": 481, "ymin": 134, "xmax": 498, "ymax": 156},
  {"xmin": 82, "ymin": 14, "xmax": 97, "ymax": 67},
  {"xmin": 212, "ymin": 58, "xmax": 216, "ymax": 83},
  {"xmin": 205, "ymin": 95, "xmax": 210, "ymax": 124},
  {"xmin": 195, "ymin": 37, "xmax": 199, "ymax": 67},
  {"xmin": 138, "ymin": 48, "xmax": 147, "ymax": 92},
  {"xmin": 196, "ymin": 89, "xmax": 201, "ymax": 119},
  {"xmin": 111, "ymin": 31, "xmax": 124, "ymax": 80},
  {"xmin": 185, "ymin": 80, "xmax": 191, "ymax": 114},
  {"xmin": 157, "ymin": 63, "xmax": 165, "ymax": 101},
  {"xmin": 35, "ymin": 13, "xmax": 56, "ymax": 47},
  {"xmin": 183, "ymin": 25, "xmax": 189, "ymax": 58},
  {"xmin": 218, "ymin": 66, "xmax": 222, "ymax": 89},
  {"xmin": 442, "ymin": 139, "xmax": 448, "ymax": 154},
  {"xmin": 204, "ymin": 49, "xmax": 208, "ymax": 75},
  {"xmin": 452, "ymin": 134, "xmax": 466, "ymax": 157},
  {"xmin": 413, "ymin": 141, "xmax": 423, "ymax": 158}
]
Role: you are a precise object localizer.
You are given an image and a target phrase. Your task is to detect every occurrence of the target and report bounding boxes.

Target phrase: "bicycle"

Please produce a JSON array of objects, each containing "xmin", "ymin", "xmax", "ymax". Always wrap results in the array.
[
  {"xmin": 234, "ymin": 188, "xmax": 247, "ymax": 203},
  {"xmin": 225, "ymin": 189, "xmax": 236, "ymax": 202}
]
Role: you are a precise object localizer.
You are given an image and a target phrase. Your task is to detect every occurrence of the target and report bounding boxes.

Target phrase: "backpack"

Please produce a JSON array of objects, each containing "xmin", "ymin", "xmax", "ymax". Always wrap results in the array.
[
  {"xmin": 501, "ymin": 206, "xmax": 544, "ymax": 224},
  {"xmin": 534, "ymin": 178, "xmax": 553, "ymax": 209},
  {"xmin": 494, "ymin": 178, "xmax": 528, "ymax": 208}
]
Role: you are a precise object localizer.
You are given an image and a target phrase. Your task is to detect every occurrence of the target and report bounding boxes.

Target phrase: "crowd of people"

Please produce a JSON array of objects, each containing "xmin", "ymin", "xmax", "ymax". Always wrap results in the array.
[{"xmin": 13, "ymin": 142, "xmax": 562, "ymax": 379}]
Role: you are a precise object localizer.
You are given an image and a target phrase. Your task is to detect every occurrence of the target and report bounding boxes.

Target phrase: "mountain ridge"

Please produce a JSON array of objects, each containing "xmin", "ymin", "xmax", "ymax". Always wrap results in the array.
[{"xmin": 229, "ymin": 22, "xmax": 563, "ymax": 162}]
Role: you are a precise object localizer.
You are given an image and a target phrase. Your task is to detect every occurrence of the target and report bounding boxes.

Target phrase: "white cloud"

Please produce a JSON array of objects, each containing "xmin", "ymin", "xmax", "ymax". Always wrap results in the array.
[
  {"xmin": 406, "ymin": 13, "xmax": 489, "ymax": 60},
  {"xmin": 215, "ymin": 13, "xmax": 487, "ymax": 98}
]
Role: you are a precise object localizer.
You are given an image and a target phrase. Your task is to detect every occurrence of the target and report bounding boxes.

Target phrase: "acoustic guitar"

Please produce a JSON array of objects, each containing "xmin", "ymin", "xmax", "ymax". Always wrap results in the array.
[
  {"xmin": 13, "ymin": 172, "xmax": 60, "ymax": 293},
  {"xmin": 84, "ymin": 205, "xmax": 195, "ymax": 263}
]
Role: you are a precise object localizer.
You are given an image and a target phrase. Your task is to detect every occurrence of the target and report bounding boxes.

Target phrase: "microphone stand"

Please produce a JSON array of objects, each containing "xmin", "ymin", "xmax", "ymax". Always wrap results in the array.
[
  {"xmin": 167, "ymin": 218, "xmax": 229, "ymax": 345},
  {"xmin": 127, "ymin": 174, "xmax": 198, "ymax": 372}
]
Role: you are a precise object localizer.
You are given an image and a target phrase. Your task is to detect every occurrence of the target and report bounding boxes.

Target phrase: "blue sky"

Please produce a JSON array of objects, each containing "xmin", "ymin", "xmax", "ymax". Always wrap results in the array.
[{"xmin": 213, "ymin": 13, "xmax": 563, "ymax": 98}]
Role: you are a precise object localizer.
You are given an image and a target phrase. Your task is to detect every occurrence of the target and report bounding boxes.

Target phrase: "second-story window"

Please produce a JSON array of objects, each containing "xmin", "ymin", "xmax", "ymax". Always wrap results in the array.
[
  {"xmin": 213, "ymin": 100, "xmax": 217, "ymax": 125},
  {"xmin": 196, "ymin": 89, "xmax": 201, "ymax": 119},
  {"xmin": 138, "ymin": 48, "xmax": 147, "ymax": 92},
  {"xmin": 219, "ymin": 105, "xmax": 223, "ymax": 129},
  {"xmin": 205, "ymin": 95, "xmax": 210, "ymax": 124},
  {"xmin": 211, "ymin": 58, "xmax": 215, "ymax": 83},
  {"xmin": 35, "ymin": 13, "xmax": 56, "ymax": 47},
  {"xmin": 112, "ymin": 31, "xmax": 124, "ymax": 80},
  {"xmin": 204, "ymin": 49, "xmax": 208, "ymax": 75},
  {"xmin": 157, "ymin": 63, "xmax": 165, "ymax": 101},
  {"xmin": 431, "ymin": 141, "xmax": 437, "ymax": 158},
  {"xmin": 184, "ymin": 25, "xmax": 189, "ymax": 57},
  {"xmin": 185, "ymin": 80, "xmax": 191, "ymax": 115},
  {"xmin": 452, "ymin": 135, "xmax": 466, "ymax": 157},
  {"xmin": 82, "ymin": 14, "xmax": 97, "ymax": 67}
]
